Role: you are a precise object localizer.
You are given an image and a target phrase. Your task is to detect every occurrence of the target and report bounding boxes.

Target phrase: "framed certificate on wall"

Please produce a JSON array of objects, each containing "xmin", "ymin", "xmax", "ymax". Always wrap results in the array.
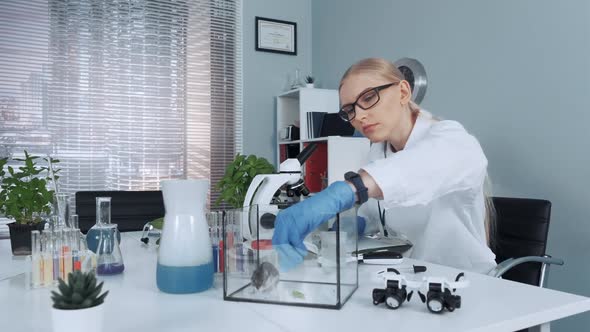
[{"xmin": 255, "ymin": 16, "xmax": 297, "ymax": 55}]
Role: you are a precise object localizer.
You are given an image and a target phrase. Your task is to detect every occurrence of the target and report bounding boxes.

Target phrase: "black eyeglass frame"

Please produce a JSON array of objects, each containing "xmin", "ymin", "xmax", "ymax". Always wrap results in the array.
[{"xmin": 338, "ymin": 82, "xmax": 399, "ymax": 122}]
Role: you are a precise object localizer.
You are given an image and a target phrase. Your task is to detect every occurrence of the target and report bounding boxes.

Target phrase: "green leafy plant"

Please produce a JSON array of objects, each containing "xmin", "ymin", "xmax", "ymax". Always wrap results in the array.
[
  {"xmin": 51, "ymin": 271, "xmax": 109, "ymax": 310},
  {"xmin": 0, "ymin": 151, "xmax": 60, "ymax": 224},
  {"xmin": 214, "ymin": 154, "xmax": 275, "ymax": 209},
  {"xmin": 305, "ymin": 75, "xmax": 315, "ymax": 84}
]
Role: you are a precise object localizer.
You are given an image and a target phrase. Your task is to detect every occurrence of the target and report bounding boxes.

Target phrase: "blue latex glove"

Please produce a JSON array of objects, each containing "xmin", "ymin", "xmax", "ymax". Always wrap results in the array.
[{"xmin": 272, "ymin": 181, "xmax": 355, "ymax": 271}]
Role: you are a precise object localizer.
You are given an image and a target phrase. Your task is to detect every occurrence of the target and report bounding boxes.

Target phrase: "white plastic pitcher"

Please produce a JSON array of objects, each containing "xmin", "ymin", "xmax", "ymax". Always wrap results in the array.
[{"xmin": 156, "ymin": 179, "xmax": 213, "ymax": 293}]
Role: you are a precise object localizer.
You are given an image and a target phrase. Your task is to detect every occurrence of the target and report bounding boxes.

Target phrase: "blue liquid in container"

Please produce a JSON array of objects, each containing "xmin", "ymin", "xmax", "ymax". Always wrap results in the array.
[
  {"xmin": 97, "ymin": 263, "xmax": 125, "ymax": 275},
  {"xmin": 86, "ymin": 227, "xmax": 121, "ymax": 253},
  {"xmin": 156, "ymin": 262, "xmax": 214, "ymax": 294}
]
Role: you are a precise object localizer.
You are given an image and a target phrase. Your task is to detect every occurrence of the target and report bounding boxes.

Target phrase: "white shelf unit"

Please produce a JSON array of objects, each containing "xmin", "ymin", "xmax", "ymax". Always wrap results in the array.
[
  {"xmin": 276, "ymin": 88, "xmax": 370, "ymax": 192},
  {"xmin": 277, "ymin": 88, "xmax": 339, "ymax": 143},
  {"xmin": 322, "ymin": 136, "xmax": 370, "ymax": 184}
]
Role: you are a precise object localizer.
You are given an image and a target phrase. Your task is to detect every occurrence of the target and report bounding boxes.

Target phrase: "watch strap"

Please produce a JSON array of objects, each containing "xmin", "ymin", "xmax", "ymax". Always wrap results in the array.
[{"xmin": 344, "ymin": 171, "xmax": 368, "ymax": 204}]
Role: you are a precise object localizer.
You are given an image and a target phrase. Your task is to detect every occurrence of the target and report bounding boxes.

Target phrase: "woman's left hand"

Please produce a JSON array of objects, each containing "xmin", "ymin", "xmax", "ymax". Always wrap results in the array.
[{"xmin": 272, "ymin": 181, "xmax": 355, "ymax": 270}]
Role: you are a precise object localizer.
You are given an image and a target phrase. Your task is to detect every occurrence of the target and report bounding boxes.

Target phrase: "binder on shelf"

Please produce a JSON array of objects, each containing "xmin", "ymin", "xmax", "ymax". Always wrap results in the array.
[
  {"xmin": 319, "ymin": 113, "xmax": 355, "ymax": 137},
  {"xmin": 287, "ymin": 144, "xmax": 300, "ymax": 159},
  {"xmin": 307, "ymin": 112, "xmax": 326, "ymax": 139}
]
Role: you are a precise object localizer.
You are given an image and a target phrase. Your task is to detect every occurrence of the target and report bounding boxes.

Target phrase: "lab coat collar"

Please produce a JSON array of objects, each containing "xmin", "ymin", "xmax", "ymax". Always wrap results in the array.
[{"xmin": 404, "ymin": 110, "xmax": 434, "ymax": 149}]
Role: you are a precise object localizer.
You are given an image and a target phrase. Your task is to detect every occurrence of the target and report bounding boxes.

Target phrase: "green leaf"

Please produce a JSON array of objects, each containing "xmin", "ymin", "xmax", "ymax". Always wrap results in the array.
[
  {"xmin": 95, "ymin": 291, "xmax": 109, "ymax": 305},
  {"xmin": 232, "ymin": 171, "xmax": 245, "ymax": 181},
  {"xmin": 0, "ymin": 150, "xmax": 60, "ymax": 223},
  {"xmin": 71, "ymin": 292, "xmax": 84, "ymax": 304},
  {"xmin": 58, "ymin": 278, "xmax": 72, "ymax": 297},
  {"xmin": 214, "ymin": 153, "xmax": 275, "ymax": 208},
  {"xmin": 81, "ymin": 299, "xmax": 93, "ymax": 308}
]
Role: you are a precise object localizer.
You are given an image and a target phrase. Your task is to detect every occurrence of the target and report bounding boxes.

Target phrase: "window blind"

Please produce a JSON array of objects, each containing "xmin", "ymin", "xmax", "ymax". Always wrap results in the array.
[{"xmin": 0, "ymin": 0, "xmax": 242, "ymax": 207}]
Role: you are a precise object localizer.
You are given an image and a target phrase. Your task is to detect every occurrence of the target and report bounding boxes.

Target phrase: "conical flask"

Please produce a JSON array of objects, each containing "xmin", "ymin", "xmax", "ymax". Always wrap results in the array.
[
  {"xmin": 87, "ymin": 197, "xmax": 120, "ymax": 252},
  {"xmin": 157, "ymin": 179, "xmax": 213, "ymax": 293},
  {"xmin": 96, "ymin": 224, "xmax": 124, "ymax": 275}
]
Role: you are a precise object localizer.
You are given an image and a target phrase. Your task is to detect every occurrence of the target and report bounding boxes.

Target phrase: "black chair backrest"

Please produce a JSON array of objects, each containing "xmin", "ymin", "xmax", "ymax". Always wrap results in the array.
[
  {"xmin": 75, "ymin": 191, "xmax": 164, "ymax": 233},
  {"xmin": 492, "ymin": 196, "xmax": 552, "ymax": 286}
]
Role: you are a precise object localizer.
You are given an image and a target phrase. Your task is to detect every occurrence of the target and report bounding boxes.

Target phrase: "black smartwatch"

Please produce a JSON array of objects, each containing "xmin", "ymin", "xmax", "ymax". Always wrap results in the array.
[{"xmin": 344, "ymin": 171, "xmax": 368, "ymax": 204}]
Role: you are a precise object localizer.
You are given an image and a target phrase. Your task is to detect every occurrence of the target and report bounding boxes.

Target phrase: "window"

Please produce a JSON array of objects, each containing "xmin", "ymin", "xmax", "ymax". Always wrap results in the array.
[{"xmin": 0, "ymin": 0, "xmax": 242, "ymax": 207}]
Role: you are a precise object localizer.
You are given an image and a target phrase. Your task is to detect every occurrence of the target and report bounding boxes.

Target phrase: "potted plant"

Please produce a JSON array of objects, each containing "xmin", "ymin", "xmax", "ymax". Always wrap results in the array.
[
  {"xmin": 0, "ymin": 151, "xmax": 59, "ymax": 255},
  {"xmin": 51, "ymin": 271, "xmax": 109, "ymax": 332},
  {"xmin": 305, "ymin": 75, "xmax": 315, "ymax": 88},
  {"xmin": 214, "ymin": 154, "xmax": 275, "ymax": 209}
]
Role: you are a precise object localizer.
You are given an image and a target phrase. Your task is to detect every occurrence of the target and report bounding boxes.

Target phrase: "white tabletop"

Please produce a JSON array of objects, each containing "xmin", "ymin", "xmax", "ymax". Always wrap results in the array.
[{"xmin": 1, "ymin": 233, "xmax": 589, "ymax": 332}]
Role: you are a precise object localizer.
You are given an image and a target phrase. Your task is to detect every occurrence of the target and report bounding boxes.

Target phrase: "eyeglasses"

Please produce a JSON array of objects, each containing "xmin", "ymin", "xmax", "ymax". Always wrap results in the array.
[{"xmin": 338, "ymin": 82, "xmax": 399, "ymax": 122}]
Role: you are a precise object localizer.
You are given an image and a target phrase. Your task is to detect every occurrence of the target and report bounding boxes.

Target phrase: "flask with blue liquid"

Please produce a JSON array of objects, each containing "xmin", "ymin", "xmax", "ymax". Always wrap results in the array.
[
  {"xmin": 86, "ymin": 197, "xmax": 121, "ymax": 253},
  {"xmin": 157, "ymin": 179, "xmax": 213, "ymax": 293}
]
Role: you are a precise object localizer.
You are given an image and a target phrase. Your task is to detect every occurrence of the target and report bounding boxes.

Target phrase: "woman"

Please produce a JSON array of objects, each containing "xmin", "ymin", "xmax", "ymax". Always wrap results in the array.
[{"xmin": 272, "ymin": 58, "xmax": 496, "ymax": 274}]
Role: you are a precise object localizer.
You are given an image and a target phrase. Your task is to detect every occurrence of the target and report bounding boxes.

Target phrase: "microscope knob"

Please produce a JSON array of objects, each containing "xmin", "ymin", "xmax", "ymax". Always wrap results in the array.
[
  {"xmin": 299, "ymin": 184, "xmax": 310, "ymax": 196},
  {"xmin": 260, "ymin": 213, "xmax": 276, "ymax": 229}
]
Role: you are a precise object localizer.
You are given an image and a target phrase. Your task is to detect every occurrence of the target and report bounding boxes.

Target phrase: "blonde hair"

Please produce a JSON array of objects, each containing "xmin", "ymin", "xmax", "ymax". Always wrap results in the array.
[
  {"xmin": 339, "ymin": 57, "xmax": 420, "ymax": 114},
  {"xmin": 484, "ymin": 175, "xmax": 497, "ymax": 250},
  {"xmin": 340, "ymin": 57, "xmax": 497, "ymax": 249}
]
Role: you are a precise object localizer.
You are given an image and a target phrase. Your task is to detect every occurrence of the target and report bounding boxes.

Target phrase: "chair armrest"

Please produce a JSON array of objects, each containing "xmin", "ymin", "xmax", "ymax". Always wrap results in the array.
[{"xmin": 489, "ymin": 255, "xmax": 564, "ymax": 278}]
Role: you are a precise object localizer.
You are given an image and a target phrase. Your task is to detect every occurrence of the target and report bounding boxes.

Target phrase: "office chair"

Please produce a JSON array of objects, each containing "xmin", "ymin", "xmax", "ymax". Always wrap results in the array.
[
  {"xmin": 75, "ymin": 191, "xmax": 165, "ymax": 233},
  {"xmin": 488, "ymin": 197, "xmax": 564, "ymax": 287}
]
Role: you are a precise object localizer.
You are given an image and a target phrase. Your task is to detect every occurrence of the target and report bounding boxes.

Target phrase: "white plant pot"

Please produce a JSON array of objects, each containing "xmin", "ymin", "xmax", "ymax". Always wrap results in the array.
[
  {"xmin": 52, "ymin": 304, "xmax": 104, "ymax": 332},
  {"xmin": 306, "ymin": 83, "xmax": 314, "ymax": 88}
]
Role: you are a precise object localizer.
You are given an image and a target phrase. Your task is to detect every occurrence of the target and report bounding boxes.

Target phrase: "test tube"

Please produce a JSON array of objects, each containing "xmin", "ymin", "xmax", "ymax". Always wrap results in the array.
[
  {"xmin": 31, "ymin": 230, "xmax": 41, "ymax": 288},
  {"xmin": 209, "ymin": 212, "xmax": 219, "ymax": 274},
  {"xmin": 52, "ymin": 229, "xmax": 60, "ymax": 281},
  {"xmin": 63, "ymin": 229, "xmax": 73, "ymax": 280},
  {"xmin": 70, "ymin": 214, "xmax": 79, "ymax": 230},
  {"xmin": 234, "ymin": 211, "xmax": 244, "ymax": 272},
  {"xmin": 72, "ymin": 234, "xmax": 80, "ymax": 272},
  {"xmin": 227, "ymin": 211, "xmax": 235, "ymax": 272},
  {"xmin": 41, "ymin": 232, "xmax": 53, "ymax": 287},
  {"xmin": 70, "ymin": 215, "xmax": 81, "ymax": 271},
  {"xmin": 219, "ymin": 212, "xmax": 224, "ymax": 274}
]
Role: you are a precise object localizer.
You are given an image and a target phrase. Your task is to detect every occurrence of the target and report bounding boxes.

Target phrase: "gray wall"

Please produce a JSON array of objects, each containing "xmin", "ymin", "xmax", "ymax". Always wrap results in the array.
[
  {"xmin": 312, "ymin": 0, "xmax": 590, "ymax": 330},
  {"xmin": 242, "ymin": 0, "xmax": 312, "ymax": 164}
]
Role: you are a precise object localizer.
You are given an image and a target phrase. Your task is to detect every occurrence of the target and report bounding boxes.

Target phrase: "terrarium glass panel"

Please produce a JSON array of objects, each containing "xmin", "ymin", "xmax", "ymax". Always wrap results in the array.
[{"xmin": 222, "ymin": 204, "xmax": 358, "ymax": 309}]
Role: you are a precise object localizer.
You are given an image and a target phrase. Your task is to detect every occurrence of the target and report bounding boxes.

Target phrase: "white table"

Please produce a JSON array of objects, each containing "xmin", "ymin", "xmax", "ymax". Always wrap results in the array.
[{"xmin": 1, "ymin": 233, "xmax": 589, "ymax": 332}]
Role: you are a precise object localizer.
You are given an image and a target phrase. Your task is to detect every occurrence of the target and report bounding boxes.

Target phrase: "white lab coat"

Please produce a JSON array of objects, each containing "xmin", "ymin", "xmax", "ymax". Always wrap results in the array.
[{"xmin": 359, "ymin": 111, "xmax": 497, "ymax": 274}]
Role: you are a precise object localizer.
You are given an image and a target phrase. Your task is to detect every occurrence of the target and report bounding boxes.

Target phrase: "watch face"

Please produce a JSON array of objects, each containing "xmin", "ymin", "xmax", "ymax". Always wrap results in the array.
[{"xmin": 344, "ymin": 171, "xmax": 357, "ymax": 180}]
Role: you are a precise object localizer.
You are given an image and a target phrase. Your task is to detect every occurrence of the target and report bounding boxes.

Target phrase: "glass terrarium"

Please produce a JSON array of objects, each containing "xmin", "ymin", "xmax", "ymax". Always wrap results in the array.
[{"xmin": 221, "ymin": 204, "xmax": 358, "ymax": 309}]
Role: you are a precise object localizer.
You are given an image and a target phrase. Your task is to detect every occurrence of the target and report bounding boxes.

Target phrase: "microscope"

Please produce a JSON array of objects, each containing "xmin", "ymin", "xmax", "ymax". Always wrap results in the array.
[{"xmin": 241, "ymin": 143, "xmax": 318, "ymax": 241}]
